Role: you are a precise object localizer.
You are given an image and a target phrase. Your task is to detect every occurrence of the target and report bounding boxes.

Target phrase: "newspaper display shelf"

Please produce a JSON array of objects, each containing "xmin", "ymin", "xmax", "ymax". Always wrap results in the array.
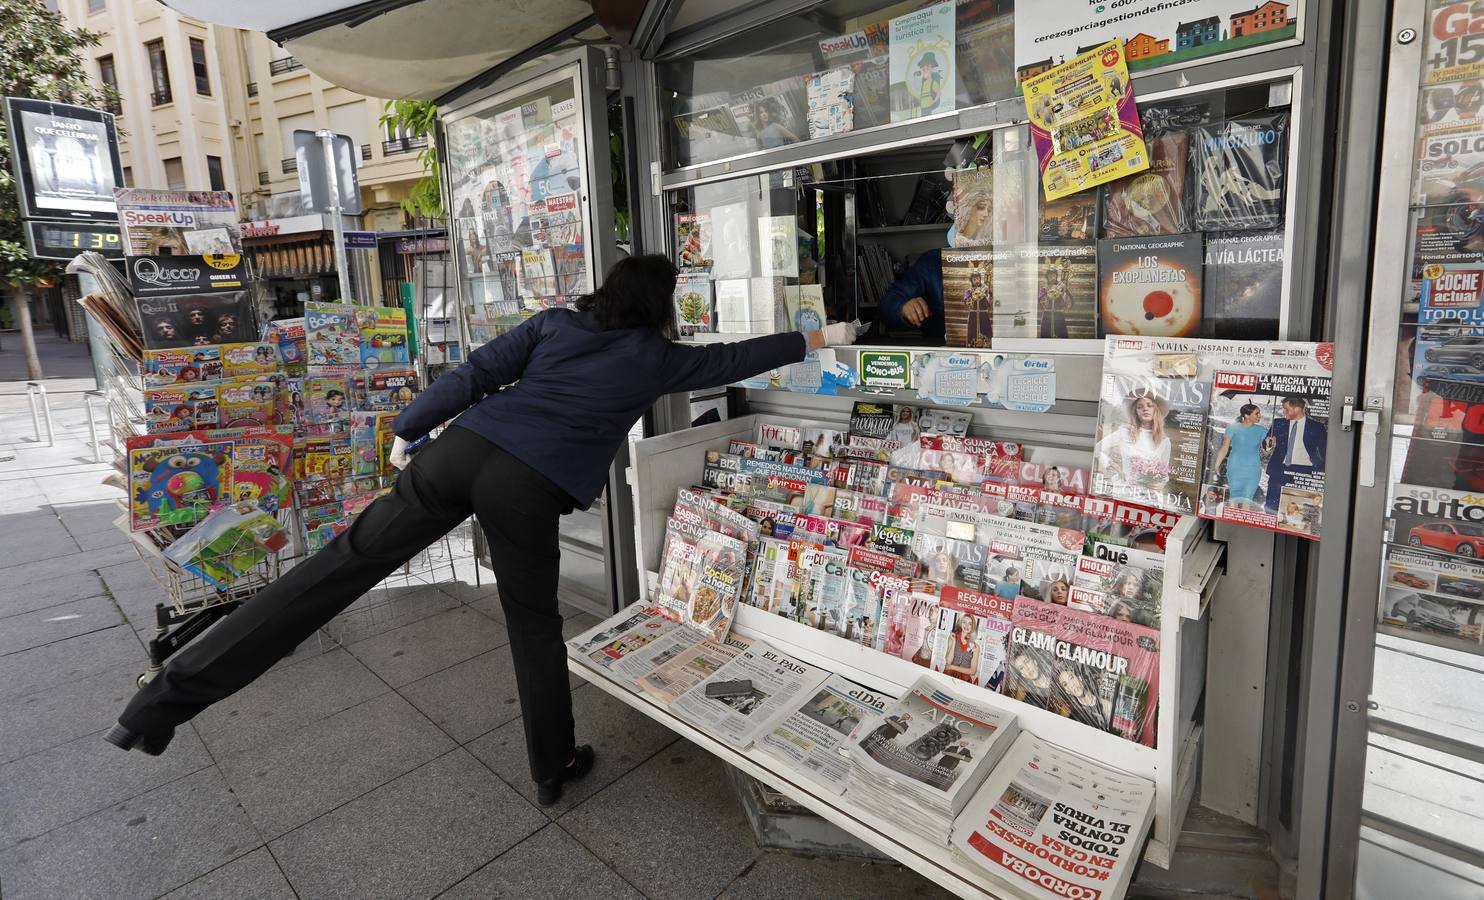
[{"xmin": 609, "ymin": 411, "xmax": 1224, "ymax": 877}]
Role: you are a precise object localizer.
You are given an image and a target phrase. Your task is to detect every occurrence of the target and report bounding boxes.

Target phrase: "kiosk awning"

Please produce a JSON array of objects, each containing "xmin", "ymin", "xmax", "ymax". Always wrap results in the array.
[{"xmin": 161, "ymin": 0, "xmax": 606, "ymax": 100}]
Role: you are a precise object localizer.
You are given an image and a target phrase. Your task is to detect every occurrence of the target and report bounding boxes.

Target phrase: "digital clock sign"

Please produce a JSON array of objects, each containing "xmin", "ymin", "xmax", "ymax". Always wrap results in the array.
[{"xmin": 24, "ymin": 220, "xmax": 124, "ymax": 260}]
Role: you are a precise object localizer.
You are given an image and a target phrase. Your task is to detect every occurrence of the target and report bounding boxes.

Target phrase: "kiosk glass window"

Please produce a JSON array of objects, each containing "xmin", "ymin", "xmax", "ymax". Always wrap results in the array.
[
  {"xmin": 443, "ymin": 64, "xmax": 593, "ymax": 334},
  {"xmin": 665, "ymin": 80, "xmax": 1295, "ymax": 347},
  {"xmin": 658, "ymin": 0, "xmax": 1016, "ymax": 170}
]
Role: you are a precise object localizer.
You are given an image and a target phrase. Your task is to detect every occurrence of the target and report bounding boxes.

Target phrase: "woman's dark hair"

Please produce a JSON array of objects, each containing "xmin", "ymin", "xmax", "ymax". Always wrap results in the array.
[
  {"xmin": 575, "ymin": 254, "xmax": 679, "ymax": 338},
  {"xmin": 1235, "ymin": 402, "xmax": 1260, "ymax": 425}
]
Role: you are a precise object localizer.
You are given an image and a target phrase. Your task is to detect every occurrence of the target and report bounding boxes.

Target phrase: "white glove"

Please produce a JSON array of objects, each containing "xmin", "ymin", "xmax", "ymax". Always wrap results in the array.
[
  {"xmin": 822, "ymin": 320, "xmax": 867, "ymax": 346},
  {"xmin": 389, "ymin": 436, "xmax": 413, "ymax": 470}
]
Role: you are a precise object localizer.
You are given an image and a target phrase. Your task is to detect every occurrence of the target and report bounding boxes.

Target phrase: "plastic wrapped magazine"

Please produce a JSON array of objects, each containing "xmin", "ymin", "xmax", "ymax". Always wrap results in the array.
[
  {"xmin": 1190, "ymin": 111, "xmax": 1289, "ymax": 231},
  {"xmin": 931, "ymin": 585, "xmax": 1016, "ymax": 691},
  {"xmin": 163, "ymin": 502, "xmax": 288, "ymax": 588}
]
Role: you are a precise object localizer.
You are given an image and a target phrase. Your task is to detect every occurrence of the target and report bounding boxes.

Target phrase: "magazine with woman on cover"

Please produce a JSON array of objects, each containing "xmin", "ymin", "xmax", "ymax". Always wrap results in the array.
[{"xmin": 1092, "ymin": 336, "xmax": 1210, "ymax": 515}]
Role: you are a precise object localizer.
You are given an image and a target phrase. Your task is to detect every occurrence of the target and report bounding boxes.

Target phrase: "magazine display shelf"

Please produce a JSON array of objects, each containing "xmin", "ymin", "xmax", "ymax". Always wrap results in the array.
[{"xmin": 615, "ymin": 413, "xmax": 1225, "ymax": 875}]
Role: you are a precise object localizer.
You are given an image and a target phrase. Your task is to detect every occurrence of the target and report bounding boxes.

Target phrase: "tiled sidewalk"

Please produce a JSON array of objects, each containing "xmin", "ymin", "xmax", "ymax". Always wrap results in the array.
[{"xmin": 0, "ymin": 383, "xmax": 953, "ymax": 899}]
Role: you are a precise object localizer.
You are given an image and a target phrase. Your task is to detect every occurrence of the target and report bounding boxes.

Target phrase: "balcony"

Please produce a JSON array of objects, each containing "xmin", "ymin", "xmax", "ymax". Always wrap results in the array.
[
  {"xmin": 246, "ymin": 82, "xmax": 258, "ymax": 97},
  {"xmin": 258, "ymin": 171, "xmax": 270, "ymax": 186},
  {"xmin": 281, "ymin": 158, "xmax": 297, "ymax": 175},
  {"xmin": 150, "ymin": 88, "xmax": 172, "ymax": 107},
  {"xmin": 381, "ymin": 135, "xmax": 428, "ymax": 156},
  {"xmin": 268, "ymin": 57, "xmax": 303, "ymax": 76},
  {"xmin": 361, "ymin": 143, "xmax": 372, "ymax": 161}
]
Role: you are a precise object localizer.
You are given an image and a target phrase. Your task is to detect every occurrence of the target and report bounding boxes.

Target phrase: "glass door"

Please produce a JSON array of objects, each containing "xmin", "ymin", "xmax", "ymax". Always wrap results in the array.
[
  {"xmin": 439, "ymin": 49, "xmax": 626, "ymax": 616},
  {"xmin": 1338, "ymin": 2, "xmax": 1484, "ymax": 896}
]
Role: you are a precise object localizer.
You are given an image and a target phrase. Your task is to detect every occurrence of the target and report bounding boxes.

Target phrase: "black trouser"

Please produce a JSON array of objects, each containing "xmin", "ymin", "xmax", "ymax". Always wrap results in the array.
[{"xmin": 119, "ymin": 426, "xmax": 579, "ymax": 782}]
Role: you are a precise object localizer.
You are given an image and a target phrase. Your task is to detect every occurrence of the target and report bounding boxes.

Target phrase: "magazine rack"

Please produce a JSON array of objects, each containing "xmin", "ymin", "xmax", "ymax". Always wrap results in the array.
[{"xmin": 598, "ymin": 411, "xmax": 1226, "ymax": 882}]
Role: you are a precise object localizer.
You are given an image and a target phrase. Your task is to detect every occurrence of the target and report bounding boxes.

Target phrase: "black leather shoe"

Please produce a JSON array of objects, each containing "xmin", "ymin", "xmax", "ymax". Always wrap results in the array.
[
  {"xmin": 536, "ymin": 744, "xmax": 594, "ymax": 807},
  {"xmin": 104, "ymin": 723, "xmax": 175, "ymax": 756}
]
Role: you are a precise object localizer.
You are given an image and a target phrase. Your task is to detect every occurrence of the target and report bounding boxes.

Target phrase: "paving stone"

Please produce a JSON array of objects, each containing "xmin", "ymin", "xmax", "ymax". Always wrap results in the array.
[
  {"xmin": 0, "ymin": 625, "xmax": 143, "ymax": 702},
  {"xmin": 399, "ymin": 642, "xmax": 580, "ymax": 744},
  {"xmin": 399, "ymin": 645, "xmax": 523, "ymax": 743},
  {"xmin": 0, "ymin": 594, "xmax": 124, "ymax": 657},
  {"xmin": 348, "ymin": 604, "xmax": 510, "ymax": 687},
  {"xmin": 560, "ymin": 741, "xmax": 759, "ymax": 900},
  {"xmin": 0, "ymin": 552, "xmax": 108, "ymax": 587},
  {"xmin": 270, "ymin": 749, "xmax": 546, "ymax": 900},
  {"xmin": 0, "ymin": 662, "xmax": 142, "ymax": 763},
  {"xmin": 0, "ymin": 568, "xmax": 109, "ymax": 620},
  {"xmin": 159, "ymin": 847, "xmax": 296, "ymax": 900},
  {"xmin": 0, "ymin": 724, "xmax": 213, "ymax": 849},
  {"xmin": 191, "ymin": 648, "xmax": 389, "ymax": 758},
  {"xmin": 0, "ymin": 511, "xmax": 81, "ymax": 568},
  {"xmin": 716, "ymin": 850, "xmax": 957, "ymax": 899},
  {"xmin": 217, "ymin": 692, "xmax": 454, "ymax": 839},
  {"xmin": 0, "ymin": 767, "xmax": 258, "ymax": 900},
  {"xmin": 466, "ymin": 682, "xmax": 676, "ymax": 815},
  {"xmin": 440, "ymin": 823, "xmax": 645, "ymax": 899}
]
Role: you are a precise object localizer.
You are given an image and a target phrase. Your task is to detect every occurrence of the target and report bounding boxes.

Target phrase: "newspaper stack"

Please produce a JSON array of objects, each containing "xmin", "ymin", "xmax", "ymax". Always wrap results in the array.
[
  {"xmin": 759, "ymin": 675, "xmax": 896, "ymax": 796},
  {"xmin": 845, "ymin": 676, "xmax": 1020, "ymax": 844},
  {"xmin": 952, "ymin": 733, "xmax": 1155, "ymax": 900},
  {"xmin": 670, "ymin": 644, "xmax": 830, "ymax": 749}
]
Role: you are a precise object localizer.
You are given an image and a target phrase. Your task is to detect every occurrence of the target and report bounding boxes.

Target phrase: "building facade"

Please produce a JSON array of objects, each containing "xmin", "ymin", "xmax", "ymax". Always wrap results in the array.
[{"xmin": 55, "ymin": 0, "xmax": 425, "ymax": 231}]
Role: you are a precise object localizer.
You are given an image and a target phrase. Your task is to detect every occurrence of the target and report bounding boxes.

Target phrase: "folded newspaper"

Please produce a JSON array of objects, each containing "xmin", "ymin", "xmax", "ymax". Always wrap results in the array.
[
  {"xmin": 564, "ymin": 604, "xmax": 677, "ymax": 674},
  {"xmin": 845, "ymin": 675, "xmax": 1020, "ymax": 843},
  {"xmin": 636, "ymin": 633, "xmax": 752, "ymax": 705},
  {"xmin": 951, "ymin": 733, "xmax": 1155, "ymax": 900},
  {"xmin": 758, "ymin": 675, "xmax": 896, "ymax": 795},
  {"xmin": 670, "ymin": 644, "xmax": 831, "ymax": 749}
]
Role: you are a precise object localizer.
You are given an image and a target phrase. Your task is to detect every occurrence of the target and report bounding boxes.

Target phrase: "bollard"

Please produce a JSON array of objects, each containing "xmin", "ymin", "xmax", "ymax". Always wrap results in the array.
[
  {"xmin": 84, "ymin": 390, "xmax": 104, "ymax": 463},
  {"xmin": 26, "ymin": 382, "xmax": 55, "ymax": 447}
]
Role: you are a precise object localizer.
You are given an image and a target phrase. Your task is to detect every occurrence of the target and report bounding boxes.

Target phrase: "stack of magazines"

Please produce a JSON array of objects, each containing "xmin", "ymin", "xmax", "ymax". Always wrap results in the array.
[
  {"xmin": 951, "ymin": 733, "xmax": 1155, "ymax": 900},
  {"xmin": 845, "ymin": 676, "xmax": 1020, "ymax": 843}
]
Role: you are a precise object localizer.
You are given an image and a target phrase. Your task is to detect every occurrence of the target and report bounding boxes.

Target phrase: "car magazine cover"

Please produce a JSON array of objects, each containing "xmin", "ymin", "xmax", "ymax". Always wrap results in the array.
[
  {"xmin": 671, "ymin": 644, "xmax": 830, "ymax": 749},
  {"xmin": 1101, "ymin": 131, "xmax": 1189, "ymax": 238},
  {"xmin": 760, "ymin": 676, "xmax": 895, "ymax": 795},
  {"xmin": 1092, "ymin": 336, "xmax": 1210, "ymax": 515},
  {"xmin": 1381, "ymin": 545, "xmax": 1484, "ymax": 645},
  {"xmin": 1190, "ymin": 111, "xmax": 1289, "ymax": 231},
  {"xmin": 1096, "ymin": 233, "xmax": 1204, "ymax": 338},
  {"xmin": 951, "ymin": 733, "xmax": 1155, "ymax": 900},
  {"xmin": 136, "ymin": 292, "xmax": 257, "ymax": 349},
  {"xmin": 126, "ymin": 431, "xmax": 235, "ymax": 531},
  {"xmin": 1034, "ymin": 243, "xmax": 1097, "ymax": 340},
  {"xmin": 673, "ymin": 272, "xmax": 714, "ymax": 337},
  {"xmin": 564, "ymin": 604, "xmax": 678, "ymax": 673},
  {"xmin": 1202, "ymin": 230, "xmax": 1284, "ymax": 339},
  {"xmin": 1197, "ymin": 341, "xmax": 1333, "ymax": 538},
  {"xmin": 931, "ymin": 585, "xmax": 1015, "ymax": 690},
  {"xmin": 848, "ymin": 677, "xmax": 1019, "ymax": 811},
  {"xmin": 1391, "ymin": 482, "xmax": 1484, "ymax": 561}
]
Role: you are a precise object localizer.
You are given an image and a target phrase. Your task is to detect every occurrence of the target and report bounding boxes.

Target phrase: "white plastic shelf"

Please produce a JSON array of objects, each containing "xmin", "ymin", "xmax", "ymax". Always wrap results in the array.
[{"xmin": 626, "ymin": 414, "xmax": 1227, "ymax": 869}]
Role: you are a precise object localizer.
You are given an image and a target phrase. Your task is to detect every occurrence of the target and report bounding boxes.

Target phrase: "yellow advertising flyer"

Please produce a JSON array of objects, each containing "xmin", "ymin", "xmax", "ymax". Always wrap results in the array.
[{"xmin": 1023, "ymin": 40, "xmax": 1149, "ymax": 202}]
